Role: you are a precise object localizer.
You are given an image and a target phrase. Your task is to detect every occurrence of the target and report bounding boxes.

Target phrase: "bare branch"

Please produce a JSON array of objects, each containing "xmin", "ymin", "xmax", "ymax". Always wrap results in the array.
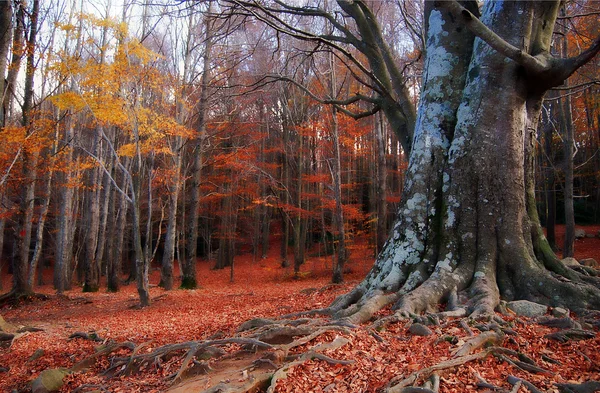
[
  {"xmin": 558, "ymin": 34, "xmax": 600, "ymax": 78},
  {"xmin": 335, "ymin": 104, "xmax": 380, "ymax": 120},
  {"xmin": 557, "ymin": 11, "xmax": 600, "ymax": 19}
]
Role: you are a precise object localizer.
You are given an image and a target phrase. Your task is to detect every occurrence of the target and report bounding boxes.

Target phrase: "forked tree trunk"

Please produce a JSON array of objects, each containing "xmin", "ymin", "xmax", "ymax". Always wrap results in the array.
[{"xmin": 329, "ymin": 0, "xmax": 600, "ymax": 323}]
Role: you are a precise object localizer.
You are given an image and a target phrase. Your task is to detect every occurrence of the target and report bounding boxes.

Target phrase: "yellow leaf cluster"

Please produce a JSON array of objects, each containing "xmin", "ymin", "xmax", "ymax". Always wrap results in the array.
[{"xmin": 50, "ymin": 91, "xmax": 86, "ymax": 112}]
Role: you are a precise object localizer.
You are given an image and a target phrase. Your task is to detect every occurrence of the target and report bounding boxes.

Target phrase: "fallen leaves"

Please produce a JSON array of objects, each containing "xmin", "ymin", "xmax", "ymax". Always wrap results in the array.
[{"xmin": 0, "ymin": 243, "xmax": 599, "ymax": 393}]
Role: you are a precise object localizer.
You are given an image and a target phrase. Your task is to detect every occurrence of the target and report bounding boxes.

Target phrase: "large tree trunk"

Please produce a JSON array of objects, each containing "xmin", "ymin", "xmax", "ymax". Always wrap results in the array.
[{"xmin": 329, "ymin": 0, "xmax": 600, "ymax": 323}]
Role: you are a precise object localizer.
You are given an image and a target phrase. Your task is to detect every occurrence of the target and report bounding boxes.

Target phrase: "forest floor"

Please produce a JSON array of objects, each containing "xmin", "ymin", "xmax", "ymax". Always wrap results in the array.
[{"xmin": 0, "ymin": 225, "xmax": 599, "ymax": 393}]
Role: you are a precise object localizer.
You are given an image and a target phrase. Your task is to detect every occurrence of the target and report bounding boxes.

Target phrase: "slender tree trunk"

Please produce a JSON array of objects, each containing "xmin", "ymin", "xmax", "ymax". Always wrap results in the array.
[
  {"xmin": 329, "ymin": 51, "xmax": 347, "ymax": 283},
  {"xmin": 160, "ymin": 147, "xmax": 181, "ymax": 290},
  {"xmin": 561, "ymin": 92, "xmax": 575, "ymax": 258},
  {"xmin": 133, "ymin": 147, "xmax": 150, "ymax": 307},
  {"xmin": 183, "ymin": 3, "xmax": 214, "ymax": 289},
  {"xmin": 542, "ymin": 99, "xmax": 557, "ymax": 250},
  {"xmin": 54, "ymin": 0, "xmax": 81, "ymax": 293},
  {"xmin": 0, "ymin": 218, "xmax": 5, "ymax": 291},
  {"xmin": 375, "ymin": 112, "xmax": 388, "ymax": 253},
  {"xmin": 13, "ymin": 0, "xmax": 39, "ymax": 296},
  {"xmin": 293, "ymin": 134, "xmax": 304, "ymax": 275},
  {"xmin": 555, "ymin": 5, "xmax": 576, "ymax": 259},
  {"xmin": 83, "ymin": 130, "xmax": 102, "ymax": 292},
  {"xmin": 0, "ymin": 0, "xmax": 12, "ymax": 126},
  {"xmin": 27, "ymin": 154, "xmax": 54, "ymax": 290},
  {"xmin": 96, "ymin": 154, "xmax": 113, "ymax": 274},
  {"xmin": 108, "ymin": 160, "xmax": 130, "ymax": 292},
  {"xmin": 144, "ymin": 153, "xmax": 154, "ymax": 276},
  {"xmin": 281, "ymin": 118, "xmax": 290, "ymax": 268},
  {"xmin": 3, "ymin": 1, "xmax": 24, "ymax": 122}
]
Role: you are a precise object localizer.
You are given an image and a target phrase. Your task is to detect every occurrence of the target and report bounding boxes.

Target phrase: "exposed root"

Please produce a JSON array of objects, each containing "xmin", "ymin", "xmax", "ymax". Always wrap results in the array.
[
  {"xmin": 555, "ymin": 381, "xmax": 600, "ymax": 393},
  {"xmin": 387, "ymin": 348, "xmax": 496, "ymax": 392},
  {"xmin": 459, "ymin": 319, "xmax": 475, "ymax": 336},
  {"xmin": 492, "ymin": 347, "xmax": 553, "ymax": 375},
  {"xmin": 265, "ymin": 335, "xmax": 352, "ymax": 393},
  {"xmin": 544, "ymin": 328, "xmax": 596, "ymax": 343},
  {"xmin": 69, "ymin": 317, "xmax": 356, "ymax": 392},
  {"xmin": 471, "ymin": 367, "xmax": 504, "ymax": 391},
  {"xmin": 507, "ymin": 375, "xmax": 544, "ymax": 393},
  {"xmin": 452, "ymin": 330, "xmax": 502, "ymax": 357},
  {"xmin": 510, "ymin": 380, "xmax": 522, "ymax": 393},
  {"xmin": 69, "ymin": 331, "xmax": 105, "ymax": 342},
  {"xmin": 0, "ymin": 291, "xmax": 50, "ymax": 307}
]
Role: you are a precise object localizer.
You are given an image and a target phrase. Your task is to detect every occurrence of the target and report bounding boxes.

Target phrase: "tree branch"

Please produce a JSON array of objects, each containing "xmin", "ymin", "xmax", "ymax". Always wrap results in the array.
[
  {"xmin": 335, "ymin": 104, "xmax": 380, "ymax": 120},
  {"xmin": 558, "ymin": 34, "xmax": 600, "ymax": 79},
  {"xmin": 438, "ymin": 1, "xmax": 550, "ymax": 74}
]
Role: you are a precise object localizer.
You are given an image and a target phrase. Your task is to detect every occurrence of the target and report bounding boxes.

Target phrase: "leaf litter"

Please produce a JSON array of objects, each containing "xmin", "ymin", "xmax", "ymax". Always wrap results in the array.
[{"xmin": 0, "ymin": 233, "xmax": 599, "ymax": 393}]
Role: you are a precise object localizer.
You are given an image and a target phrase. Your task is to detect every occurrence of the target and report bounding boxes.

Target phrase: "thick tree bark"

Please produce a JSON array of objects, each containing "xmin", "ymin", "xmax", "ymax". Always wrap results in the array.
[{"xmin": 327, "ymin": 0, "xmax": 600, "ymax": 323}]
